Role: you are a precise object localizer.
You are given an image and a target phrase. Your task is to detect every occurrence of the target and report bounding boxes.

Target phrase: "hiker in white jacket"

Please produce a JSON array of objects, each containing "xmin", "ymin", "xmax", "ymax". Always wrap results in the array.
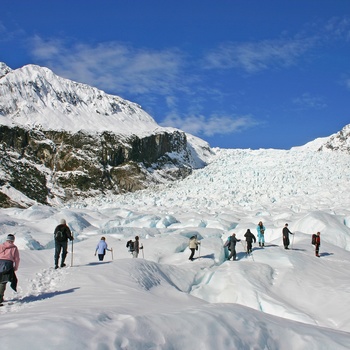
[{"xmin": 188, "ymin": 235, "xmax": 200, "ymax": 261}]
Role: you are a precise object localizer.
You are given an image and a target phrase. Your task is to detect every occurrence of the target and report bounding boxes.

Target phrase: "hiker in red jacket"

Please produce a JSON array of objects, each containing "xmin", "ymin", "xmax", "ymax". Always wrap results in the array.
[{"xmin": 315, "ymin": 232, "xmax": 321, "ymax": 257}]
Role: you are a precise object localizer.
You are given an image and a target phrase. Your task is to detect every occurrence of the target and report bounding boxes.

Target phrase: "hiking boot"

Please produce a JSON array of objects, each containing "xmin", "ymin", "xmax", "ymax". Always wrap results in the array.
[
  {"xmin": 54, "ymin": 265, "xmax": 59, "ymax": 269},
  {"xmin": 60, "ymin": 263, "xmax": 66, "ymax": 268},
  {"xmin": 259, "ymin": 242, "xmax": 261, "ymax": 247}
]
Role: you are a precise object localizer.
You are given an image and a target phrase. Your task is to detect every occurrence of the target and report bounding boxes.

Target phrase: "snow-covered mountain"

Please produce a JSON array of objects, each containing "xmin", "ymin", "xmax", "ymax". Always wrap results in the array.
[
  {"xmin": 0, "ymin": 62, "xmax": 160, "ymax": 135},
  {"xmin": 0, "ymin": 63, "xmax": 212, "ymax": 207},
  {"xmin": 0, "ymin": 61, "xmax": 349, "ymax": 211}
]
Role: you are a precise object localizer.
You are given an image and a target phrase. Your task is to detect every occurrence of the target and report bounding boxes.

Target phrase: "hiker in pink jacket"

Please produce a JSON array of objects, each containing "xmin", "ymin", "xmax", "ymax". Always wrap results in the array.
[{"xmin": 0, "ymin": 234, "xmax": 20, "ymax": 305}]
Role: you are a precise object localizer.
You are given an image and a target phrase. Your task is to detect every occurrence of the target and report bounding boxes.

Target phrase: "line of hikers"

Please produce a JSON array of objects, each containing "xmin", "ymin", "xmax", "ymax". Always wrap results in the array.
[
  {"xmin": 220, "ymin": 222, "xmax": 321, "ymax": 261},
  {"xmin": 53, "ymin": 219, "xmax": 322, "ymax": 267},
  {"xmin": 53, "ymin": 217, "xmax": 322, "ymax": 268},
  {"xmin": 0, "ymin": 219, "xmax": 323, "ymax": 305}
]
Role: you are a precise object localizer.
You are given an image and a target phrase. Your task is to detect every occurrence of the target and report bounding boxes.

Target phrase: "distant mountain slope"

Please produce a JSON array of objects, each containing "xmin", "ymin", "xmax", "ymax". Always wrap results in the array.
[
  {"xmin": 0, "ymin": 63, "xmax": 212, "ymax": 208},
  {"xmin": 93, "ymin": 145, "xmax": 350, "ymax": 220}
]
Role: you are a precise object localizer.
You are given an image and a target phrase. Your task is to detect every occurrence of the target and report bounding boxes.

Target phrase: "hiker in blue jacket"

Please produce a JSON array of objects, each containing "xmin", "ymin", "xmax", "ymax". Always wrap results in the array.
[
  {"xmin": 224, "ymin": 233, "xmax": 241, "ymax": 261},
  {"xmin": 95, "ymin": 237, "xmax": 112, "ymax": 261},
  {"xmin": 257, "ymin": 221, "xmax": 266, "ymax": 247}
]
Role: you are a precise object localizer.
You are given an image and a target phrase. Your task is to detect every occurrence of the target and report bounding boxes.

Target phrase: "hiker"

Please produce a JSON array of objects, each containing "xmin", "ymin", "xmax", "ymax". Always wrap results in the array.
[
  {"xmin": 315, "ymin": 232, "xmax": 321, "ymax": 257},
  {"xmin": 0, "ymin": 234, "xmax": 20, "ymax": 306},
  {"xmin": 224, "ymin": 233, "xmax": 241, "ymax": 261},
  {"xmin": 95, "ymin": 237, "xmax": 112, "ymax": 261},
  {"xmin": 54, "ymin": 219, "xmax": 74, "ymax": 269},
  {"xmin": 132, "ymin": 236, "xmax": 143, "ymax": 258},
  {"xmin": 282, "ymin": 223, "xmax": 293, "ymax": 249},
  {"xmin": 244, "ymin": 229, "xmax": 256, "ymax": 254},
  {"xmin": 188, "ymin": 235, "xmax": 200, "ymax": 261},
  {"xmin": 257, "ymin": 221, "xmax": 266, "ymax": 247}
]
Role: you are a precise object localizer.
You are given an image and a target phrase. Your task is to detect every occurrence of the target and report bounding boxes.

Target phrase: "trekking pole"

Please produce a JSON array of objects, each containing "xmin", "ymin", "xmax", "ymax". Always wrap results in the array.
[
  {"xmin": 111, "ymin": 248, "xmax": 114, "ymax": 260},
  {"xmin": 71, "ymin": 239, "xmax": 74, "ymax": 267},
  {"xmin": 141, "ymin": 244, "xmax": 144, "ymax": 259},
  {"xmin": 198, "ymin": 243, "xmax": 201, "ymax": 259},
  {"xmin": 291, "ymin": 233, "xmax": 295, "ymax": 250}
]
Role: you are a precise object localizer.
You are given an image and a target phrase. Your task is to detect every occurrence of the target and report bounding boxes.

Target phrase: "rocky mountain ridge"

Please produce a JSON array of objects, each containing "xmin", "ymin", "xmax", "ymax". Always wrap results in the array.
[{"xmin": 319, "ymin": 123, "xmax": 350, "ymax": 153}]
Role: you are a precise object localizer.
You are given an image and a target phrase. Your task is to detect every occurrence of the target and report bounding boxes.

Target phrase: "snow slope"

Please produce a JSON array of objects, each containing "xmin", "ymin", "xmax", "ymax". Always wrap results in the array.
[{"xmin": 0, "ymin": 145, "xmax": 350, "ymax": 349}]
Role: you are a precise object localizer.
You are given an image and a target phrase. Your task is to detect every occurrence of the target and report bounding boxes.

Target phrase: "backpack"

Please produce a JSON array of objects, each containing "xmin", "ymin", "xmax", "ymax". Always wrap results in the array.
[
  {"xmin": 126, "ymin": 240, "xmax": 135, "ymax": 252},
  {"xmin": 311, "ymin": 234, "xmax": 317, "ymax": 245},
  {"xmin": 225, "ymin": 236, "xmax": 232, "ymax": 250},
  {"xmin": 55, "ymin": 230, "xmax": 66, "ymax": 242},
  {"xmin": 0, "ymin": 260, "xmax": 13, "ymax": 283}
]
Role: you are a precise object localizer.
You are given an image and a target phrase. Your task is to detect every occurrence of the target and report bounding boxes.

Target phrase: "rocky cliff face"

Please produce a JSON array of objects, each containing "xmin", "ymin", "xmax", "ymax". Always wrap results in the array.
[
  {"xmin": 0, "ymin": 63, "xmax": 212, "ymax": 208},
  {"xmin": 318, "ymin": 124, "xmax": 350, "ymax": 153}
]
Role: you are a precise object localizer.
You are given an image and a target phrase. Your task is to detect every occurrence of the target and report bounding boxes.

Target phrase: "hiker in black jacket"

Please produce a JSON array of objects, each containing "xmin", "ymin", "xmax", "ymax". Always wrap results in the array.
[
  {"xmin": 54, "ymin": 219, "xmax": 74, "ymax": 269},
  {"xmin": 224, "ymin": 233, "xmax": 241, "ymax": 261},
  {"xmin": 244, "ymin": 229, "xmax": 256, "ymax": 254},
  {"xmin": 282, "ymin": 223, "xmax": 293, "ymax": 249}
]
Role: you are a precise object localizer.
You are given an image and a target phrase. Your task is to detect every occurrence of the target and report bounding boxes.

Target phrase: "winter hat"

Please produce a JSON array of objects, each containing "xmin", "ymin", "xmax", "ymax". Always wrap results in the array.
[
  {"xmin": 6, "ymin": 234, "xmax": 15, "ymax": 242},
  {"xmin": 60, "ymin": 219, "xmax": 66, "ymax": 225}
]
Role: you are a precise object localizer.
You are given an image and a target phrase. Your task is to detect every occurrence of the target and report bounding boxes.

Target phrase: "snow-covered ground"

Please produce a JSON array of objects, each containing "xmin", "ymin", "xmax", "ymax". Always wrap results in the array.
[{"xmin": 1, "ymin": 147, "xmax": 350, "ymax": 349}]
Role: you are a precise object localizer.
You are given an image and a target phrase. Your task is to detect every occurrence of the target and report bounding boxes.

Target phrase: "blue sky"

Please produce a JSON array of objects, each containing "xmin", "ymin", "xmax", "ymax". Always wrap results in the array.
[{"xmin": 1, "ymin": 0, "xmax": 350, "ymax": 149}]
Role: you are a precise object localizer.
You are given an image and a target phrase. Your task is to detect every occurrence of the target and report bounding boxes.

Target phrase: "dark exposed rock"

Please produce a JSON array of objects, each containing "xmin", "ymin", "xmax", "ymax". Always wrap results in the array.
[{"xmin": 0, "ymin": 124, "xmax": 199, "ymax": 207}]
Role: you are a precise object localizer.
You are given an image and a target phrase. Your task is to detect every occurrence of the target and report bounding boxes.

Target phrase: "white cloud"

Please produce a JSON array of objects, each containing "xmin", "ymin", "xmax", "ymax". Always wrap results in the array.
[
  {"xmin": 292, "ymin": 93, "xmax": 327, "ymax": 110},
  {"xmin": 325, "ymin": 17, "xmax": 350, "ymax": 40},
  {"xmin": 28, "ymin": 36, "xmax": 185, "ymax": 96},
  {"xmin": 161, "ymin": 113, "xmax": 258, "ymax": 137},
  {"xmin": 29, "ymin": 35, "xmax": 63, "ymax": 60},
  {"xmin": 203, "ymin": 37, "xmax": 314, "ymax": 73}
]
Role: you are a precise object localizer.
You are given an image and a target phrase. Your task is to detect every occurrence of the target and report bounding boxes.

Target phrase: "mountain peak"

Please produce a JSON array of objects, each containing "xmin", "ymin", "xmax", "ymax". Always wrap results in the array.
[
  {"xmin": 0, "ymin": 63, "xmax": 163, "ymax": 136},
  {"xmin": 0, "ymin": 62, "xmax": 12, "ymax": 78}
]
